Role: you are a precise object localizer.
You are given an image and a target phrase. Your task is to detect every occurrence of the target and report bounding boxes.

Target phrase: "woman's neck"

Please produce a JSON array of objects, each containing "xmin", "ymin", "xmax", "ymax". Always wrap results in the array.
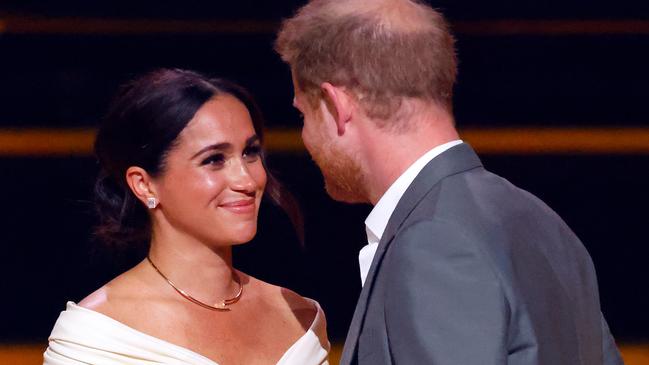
[{"xmin": 147, "ymin": 231, "xmax": 238, "ymax": 306}]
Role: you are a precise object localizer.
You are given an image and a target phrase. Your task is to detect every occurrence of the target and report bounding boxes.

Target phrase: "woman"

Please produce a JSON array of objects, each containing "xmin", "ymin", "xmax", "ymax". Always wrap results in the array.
[{"xmin": 44, "ymin": 69, "xmax": 329, "ymax": 364}]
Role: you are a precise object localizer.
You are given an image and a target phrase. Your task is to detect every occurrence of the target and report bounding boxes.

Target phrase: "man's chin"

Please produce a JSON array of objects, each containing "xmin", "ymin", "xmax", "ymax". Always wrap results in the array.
[{"xmin": 324, "ymin": 181, "xmax": 368, "ymax": 204}]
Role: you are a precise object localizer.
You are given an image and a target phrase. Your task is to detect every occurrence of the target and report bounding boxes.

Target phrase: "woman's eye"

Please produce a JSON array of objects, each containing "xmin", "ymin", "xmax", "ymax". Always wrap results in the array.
[
  {"xmin": 201, "ymin": 153, "xmax": 226, "ymax": 167},
  {"xmin": 243, "ymin": 145, "xmax": 262, "ymax": 162}
]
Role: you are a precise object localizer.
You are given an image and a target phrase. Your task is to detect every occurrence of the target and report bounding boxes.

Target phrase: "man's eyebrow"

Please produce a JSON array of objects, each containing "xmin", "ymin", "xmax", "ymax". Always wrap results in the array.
[{"xmin": 191, "ymin": 142, "xmax": 231, "ymax": 159}]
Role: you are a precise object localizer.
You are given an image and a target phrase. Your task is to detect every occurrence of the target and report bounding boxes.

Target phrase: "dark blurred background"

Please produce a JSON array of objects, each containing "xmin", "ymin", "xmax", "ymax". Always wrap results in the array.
[{"xmin": 0, "ymin": 0, "xmax": 648, "ymax": 357}]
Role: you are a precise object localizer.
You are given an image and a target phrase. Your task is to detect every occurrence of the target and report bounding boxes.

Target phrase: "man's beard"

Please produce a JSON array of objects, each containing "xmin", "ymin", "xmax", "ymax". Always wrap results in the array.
[{"xmin": 309, "ymin": 140, "xmax": 368, "ymax": 204}]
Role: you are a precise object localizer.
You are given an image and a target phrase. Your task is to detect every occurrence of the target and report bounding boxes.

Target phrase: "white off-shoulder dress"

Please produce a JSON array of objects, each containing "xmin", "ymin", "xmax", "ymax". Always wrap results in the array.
[{"xmin": 43, "ymin": 301, "xmax": 329, "ymax": 365}]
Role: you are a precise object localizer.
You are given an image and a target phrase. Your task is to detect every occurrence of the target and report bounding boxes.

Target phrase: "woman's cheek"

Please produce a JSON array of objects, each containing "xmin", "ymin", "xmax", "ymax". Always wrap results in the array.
[{"xmin": 254, "ymin": 163, "xmax": 268, "ymax": 191}]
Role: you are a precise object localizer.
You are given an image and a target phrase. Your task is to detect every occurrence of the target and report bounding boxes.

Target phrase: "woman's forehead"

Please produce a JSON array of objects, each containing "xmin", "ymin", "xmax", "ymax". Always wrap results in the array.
[{"xmin": 176, "ymin": 95, "xmax": 256, "ymax": 149}]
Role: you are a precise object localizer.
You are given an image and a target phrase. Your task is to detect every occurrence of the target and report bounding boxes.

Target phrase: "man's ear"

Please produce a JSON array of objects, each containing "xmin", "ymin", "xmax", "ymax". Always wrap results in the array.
[
  {"xmin": 125, "ymin": 166, "xmax": 158, "ymax": 208},
  {"xmin": 321, "ymin": 82, "xmax": 354, "ymax": 136}
]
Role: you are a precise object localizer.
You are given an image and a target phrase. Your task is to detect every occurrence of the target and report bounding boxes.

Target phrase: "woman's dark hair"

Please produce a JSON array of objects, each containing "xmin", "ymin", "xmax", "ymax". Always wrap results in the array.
[{"xmin": 94, "ymin": 68, "xmax": 302, "ymax": 252}]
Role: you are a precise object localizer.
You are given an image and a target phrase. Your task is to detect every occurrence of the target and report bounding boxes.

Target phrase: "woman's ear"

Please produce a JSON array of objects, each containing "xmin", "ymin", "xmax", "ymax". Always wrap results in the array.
[
  {"xmin": 125, "ymin": 166, "xmax": 159, "ymax": 209},
  {"xmin": 320, "ymin": 82, "xmax": 354, "ymax": 136}
]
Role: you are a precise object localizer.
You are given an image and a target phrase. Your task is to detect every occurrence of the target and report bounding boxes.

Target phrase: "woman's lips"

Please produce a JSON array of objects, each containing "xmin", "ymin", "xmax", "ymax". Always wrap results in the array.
[{"xmin": 219, "ymin": 199, "xmax": 256, "ymax": 214}]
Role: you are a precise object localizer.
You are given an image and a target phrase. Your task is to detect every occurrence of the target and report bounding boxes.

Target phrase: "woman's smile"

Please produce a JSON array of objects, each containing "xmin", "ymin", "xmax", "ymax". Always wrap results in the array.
[{"xmin": 219, "ymin": 197, "xmax": 257, "ymax": 214}]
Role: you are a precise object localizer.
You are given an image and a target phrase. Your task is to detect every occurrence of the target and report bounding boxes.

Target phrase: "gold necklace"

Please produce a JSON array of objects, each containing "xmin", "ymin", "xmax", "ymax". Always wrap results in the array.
[{"xmin": 146, "ymin": 255, "xmax": 243, "ymax": 311}]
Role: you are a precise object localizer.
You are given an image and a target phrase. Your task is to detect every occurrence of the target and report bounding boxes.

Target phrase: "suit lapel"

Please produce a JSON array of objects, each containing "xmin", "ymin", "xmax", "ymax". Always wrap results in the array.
[{"xmin": 339, "ymin": 143, "xmax": 483, "ymax": 364}]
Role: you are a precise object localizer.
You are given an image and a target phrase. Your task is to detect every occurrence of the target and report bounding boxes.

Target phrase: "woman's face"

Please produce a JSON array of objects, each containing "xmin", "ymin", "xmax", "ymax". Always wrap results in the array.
[{"xmin": 151, "ymin": 94, "xmax": 267, "ymax": 247}]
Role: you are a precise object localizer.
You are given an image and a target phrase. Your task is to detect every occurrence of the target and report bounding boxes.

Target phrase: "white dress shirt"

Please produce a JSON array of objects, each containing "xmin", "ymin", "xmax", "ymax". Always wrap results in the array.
[{"xmin": 359, "ymin": 140, "xmax": 463, "ymax": 286}]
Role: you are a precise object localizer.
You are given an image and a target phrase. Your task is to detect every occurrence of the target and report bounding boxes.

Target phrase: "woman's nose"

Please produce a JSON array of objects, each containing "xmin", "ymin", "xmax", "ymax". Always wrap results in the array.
[{"xmin": 228, "ymin": 159, "xmax": 257, "ymax": 192}]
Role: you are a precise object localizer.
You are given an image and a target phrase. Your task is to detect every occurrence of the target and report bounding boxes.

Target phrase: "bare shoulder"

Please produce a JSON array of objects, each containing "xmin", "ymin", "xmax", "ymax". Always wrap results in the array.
[
  {"xmin": 78, "ymin": 260, "xmax": 152, "ymax": 318},
  {"xmin": 279, "ymin": 287, "xmax": 317, "ymax": 312},
  {"xmin": 246, "ymin": 274, "xmax": 318, "ymax": 330},
  {"xmin": 77, "ymin": 285, "xmax": 110, "ymax": 310}
]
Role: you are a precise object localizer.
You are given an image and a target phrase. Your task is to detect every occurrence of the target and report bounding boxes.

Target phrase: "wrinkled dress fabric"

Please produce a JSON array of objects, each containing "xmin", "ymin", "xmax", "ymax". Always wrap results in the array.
[{"xmin": 44, "ymin": 301, "xmax": 330, "ymax": 365}]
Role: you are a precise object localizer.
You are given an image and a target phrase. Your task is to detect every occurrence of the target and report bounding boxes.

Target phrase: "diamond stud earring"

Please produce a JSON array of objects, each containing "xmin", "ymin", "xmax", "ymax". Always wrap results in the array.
[{"xmin": 146, "ymin": 197, "xmax": 158, "ymax": 209}]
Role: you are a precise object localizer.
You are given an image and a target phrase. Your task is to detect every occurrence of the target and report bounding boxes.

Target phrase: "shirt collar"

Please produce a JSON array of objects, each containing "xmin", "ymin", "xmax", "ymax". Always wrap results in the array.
[{"xmin": 364, "ymin": 140, "xmax": 463, "ymax": 243}]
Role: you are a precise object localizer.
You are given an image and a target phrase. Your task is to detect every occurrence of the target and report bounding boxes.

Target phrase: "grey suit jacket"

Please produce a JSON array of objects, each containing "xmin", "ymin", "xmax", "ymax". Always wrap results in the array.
[{"xmin": 340, "ymin": 144, "xmax": 623, "ymax": 365}]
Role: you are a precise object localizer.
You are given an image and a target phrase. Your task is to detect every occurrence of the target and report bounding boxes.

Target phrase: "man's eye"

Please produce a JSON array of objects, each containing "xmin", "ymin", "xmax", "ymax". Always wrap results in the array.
[
  {"xmin": 201, "ymin": 154, "xmax": 226, "ymax": 166},
  {"xmin": 243, "ymin": 145, "xmax": 262, "ymax": 161}
]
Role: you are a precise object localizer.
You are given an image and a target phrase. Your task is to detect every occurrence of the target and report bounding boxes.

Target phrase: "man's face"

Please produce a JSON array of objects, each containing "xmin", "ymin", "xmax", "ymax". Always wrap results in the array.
[{"xmin": 292, "ymin": 82, "xmax": 368, "ymax": 203}]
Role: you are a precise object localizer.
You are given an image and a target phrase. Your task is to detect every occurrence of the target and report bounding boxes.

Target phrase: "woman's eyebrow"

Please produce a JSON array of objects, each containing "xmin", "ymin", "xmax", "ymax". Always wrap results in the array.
[
  {"xmin": 191, "ymin": 142, "xmax": 231, "ymax": 159},
  {"xmin": 246, "ymin": 135, "xmax": 260, "ymax": 145},
  {"xmin": 191, "ymin": 135, "xmax": 259, "ymax": 159}
]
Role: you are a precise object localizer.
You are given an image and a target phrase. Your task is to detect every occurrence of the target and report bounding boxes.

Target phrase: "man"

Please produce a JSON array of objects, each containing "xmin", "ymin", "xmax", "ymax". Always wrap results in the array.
[{"xmin": 275, "ymin": 0, "xmax": 624, "ymax": 364}]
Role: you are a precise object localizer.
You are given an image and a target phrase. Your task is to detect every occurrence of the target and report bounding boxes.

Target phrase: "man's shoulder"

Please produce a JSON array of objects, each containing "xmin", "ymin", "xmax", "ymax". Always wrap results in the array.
[
  {"xmin": 417, "ymin": 166, "xmax": 559, "ymax": 223},
  {"xmin": 401, "ymin": 164, "xmax": 591, "ymax": 272},
  {"xmin": 399, "ymin": 166, "xmax": 580, "ymax": 258}
]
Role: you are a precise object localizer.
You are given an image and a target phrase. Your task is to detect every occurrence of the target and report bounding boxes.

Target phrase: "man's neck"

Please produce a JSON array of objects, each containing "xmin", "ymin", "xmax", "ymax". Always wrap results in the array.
[{"xmin": 359, "ymin": 112, "xmax": 459, "ymax": 205}]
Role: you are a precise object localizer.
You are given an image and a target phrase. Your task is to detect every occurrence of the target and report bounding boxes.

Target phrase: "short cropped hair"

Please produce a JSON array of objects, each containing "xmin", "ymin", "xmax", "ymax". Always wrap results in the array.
[{"xmin": 275, "ymin": 0, "xmax": 457, "ymax": 126}]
